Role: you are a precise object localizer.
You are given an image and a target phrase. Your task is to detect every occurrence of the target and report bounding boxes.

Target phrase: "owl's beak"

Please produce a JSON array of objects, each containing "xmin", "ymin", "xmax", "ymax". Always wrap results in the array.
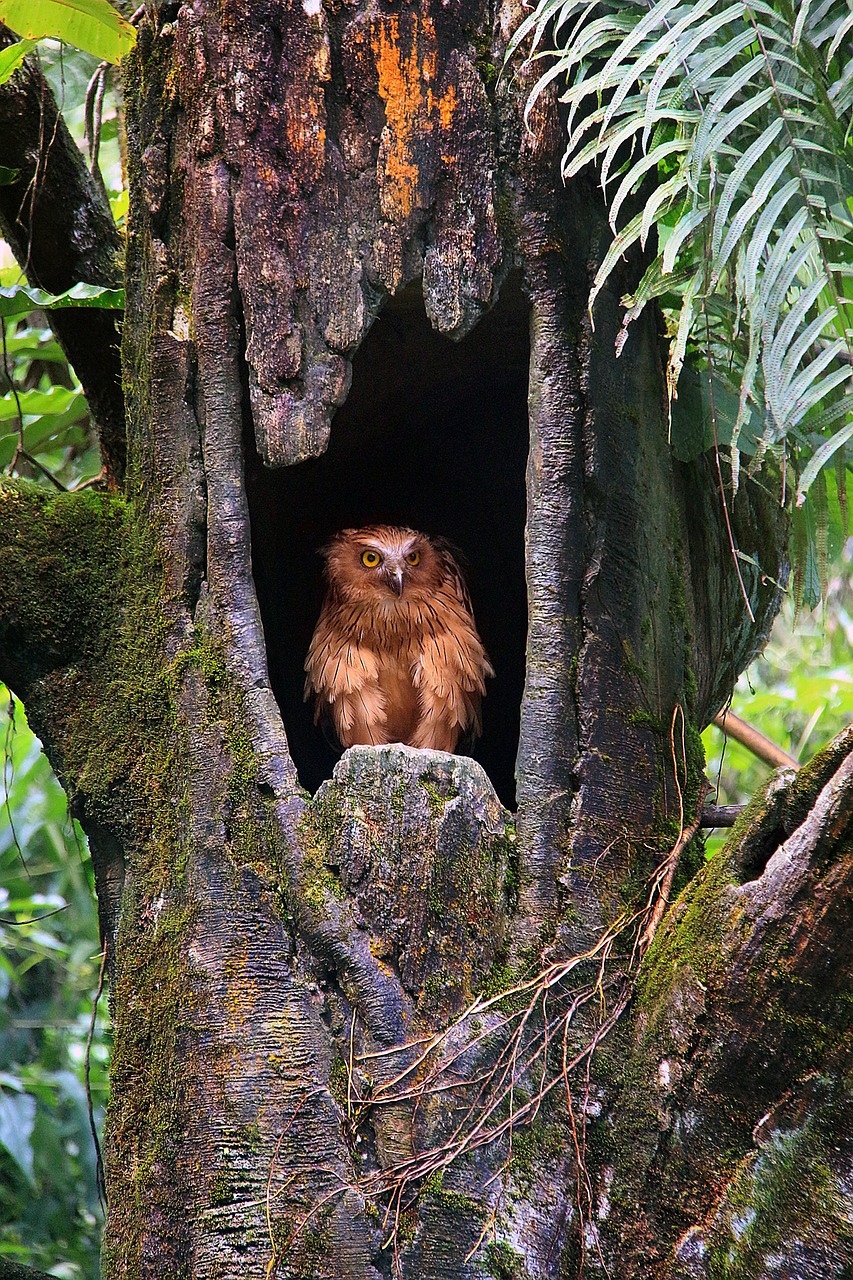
[{"xmin": 387, "ymin": 566, "xmax": 404, "ymax": 596}]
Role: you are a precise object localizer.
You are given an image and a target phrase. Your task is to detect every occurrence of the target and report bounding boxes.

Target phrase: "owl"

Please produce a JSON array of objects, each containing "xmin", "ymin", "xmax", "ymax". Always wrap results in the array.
[{"xmin": 304, "ymin": 525, "xmax": 494, "ymax": 753}]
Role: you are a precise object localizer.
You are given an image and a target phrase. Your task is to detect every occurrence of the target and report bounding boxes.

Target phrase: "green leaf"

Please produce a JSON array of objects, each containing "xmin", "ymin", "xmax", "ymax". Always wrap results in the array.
[
  {"xmin": 711, "ymin": 132, "xmax": 789, "ymax": 265},
  {"xmin": 0, "ymin": 36, "xmax": 37, "ymax": 86},
  {"xmin": 0, "ymin": 330, "xmax": 65, "ymax": 362},
  {"xmin": 792, "ymin": 491, "xmax": 824, "ymax": 611},
  {"xmin": 0, "ymin": 385, "xmax": 88, "ymax": 466},
  {"xmin": 0, "ymin": 281, "xmax": 124, "ymax": 318},
  {"xmin": 0, "ymin": 0, "xmax": 136, "ymax": 65},
  {"xmin": 109, "ymin": 187, "xmax": 129, "ymax": 223},
  {"xmin": 743, "ymin": 177, "xmax": 801, "ymax": 296},
  {"xmin": 671, "ymin": 359, "xmax": 763, "ymax": 461},
  {"xmin": 796, "ymin": 415, "xmax": 853, "ymax": 505},
  {"xmin": 0, "ymin": 1087, "xmax": 36, "ymax": 1184},
  {"xmin": 0, "ymin": 385, "xmax": 83, "ymax": 422},
  {"xmin": 661, "ymin": 206, "xmax": 707, "ymax": 275}
]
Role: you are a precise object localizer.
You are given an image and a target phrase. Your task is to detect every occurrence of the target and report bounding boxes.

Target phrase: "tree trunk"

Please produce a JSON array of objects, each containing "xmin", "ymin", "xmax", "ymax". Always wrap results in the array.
[{"xmin": 2, "ymin": 1, "xmax": 851, "ymax": 1277}]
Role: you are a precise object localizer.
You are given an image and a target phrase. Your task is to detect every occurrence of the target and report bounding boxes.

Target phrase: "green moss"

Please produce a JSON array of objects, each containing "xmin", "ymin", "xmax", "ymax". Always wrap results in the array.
[
  {"xmin": 475, "ymin": 958, "xmax": 525, "ymax": 1009},
  {"xmin": 706, "ymin": 1121, "xmax": 847, "ymax": 1278},
  {"xmin": 241, "ymin": 1121, "xmax": 262, "ymax": 1149},
  {"xmin": 509, "ymin": 1127, "xmax": 535, "ymax": 1187},
  {"xmin": 502, "ymin": 818, "xmax": 520, "ymax": 906},
  {"xmin": 297, "ymin": 799, "xmax": 346, "ymax": 909},
  {"xmin": 492, "ymin": 188, "xmax": 519, "ymax": 243},
  {"xmin": 637, "ymin": 845, "xmax": 738, "ymax": 1011},
  {"xmin": 420, "ymin": 775, "xmax": 456, "ymax": 819},
  {"xmin": 170, "ymin": 626, "xmax": 227, "ymax": 700},
  {"xmin": 421, "ymin": 1170, "xmax": 445, "ymax": 1196},
  {"xmin": 208, "ymin": 1170, "xmax": 233, "ymax": 1206},
  {"xmin": 628, "ymin": 708, "xmax": 666, "ymax": 734},
  {"xmin": 329, "ymin": 1052, "xmax": 349, "ymax": 1108},
  {"xmin": 484, "ymin": 1239, "xmax": 525, "ymax": 1279},
  {"xmin": 379, "ymin": 772, "xmax": 406, "ymax": 824},
  {"xmin": 268, "ymin": 1208, "xmax": 334, "ymax": 1280},
  {"xmin": 428, "ymin": 1183, "xmax": 479, "ymax": 1216},
  {"xmin": 0, "ymin": 484, "xmax": 128, "ymax": 684},
  {"xmin": 468, "ymin": 26, "xmax": 498, "ymax": 88},
  {"xmin": 418, "ymin": 1169, "xmax": 480, "ymax": 1217},
  {"xmin": 621, "ymin": 639, "xmax": 645, "ymax": 682},
  {"xmin": 106, "ymin": 888, "xmax": 202, "ymax": 1274},
  {"xmin": 423, "ymin": 971, "xmax": 447, "ymax": 999}
]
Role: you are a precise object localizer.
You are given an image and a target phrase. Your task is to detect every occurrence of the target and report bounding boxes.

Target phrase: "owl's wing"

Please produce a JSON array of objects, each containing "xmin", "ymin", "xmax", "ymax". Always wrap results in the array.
[
  {"xmin": 304, "ymin": 610, "xmax": 388, "ymax": 748},
  {"xmin": 411, "ymin": 596, "xmax": 494, "ymax": 751},
  {"xmin": 431, "ymin": 538, "xmax": 475, "ymax": 614}
]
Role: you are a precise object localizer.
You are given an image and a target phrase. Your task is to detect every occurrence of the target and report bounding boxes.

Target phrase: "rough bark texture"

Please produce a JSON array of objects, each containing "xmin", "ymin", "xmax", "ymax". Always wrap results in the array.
[
  {"xmin": 1, "ymin": 0, "xmax": 847, "ymax": 1277},
  {"xmin": 0, "ymin": 28, "xmax": 126, "ymax": 484},
  {"xmin": 0, "ymin": 1257, "xmax": 60, "ymax": 1280}
]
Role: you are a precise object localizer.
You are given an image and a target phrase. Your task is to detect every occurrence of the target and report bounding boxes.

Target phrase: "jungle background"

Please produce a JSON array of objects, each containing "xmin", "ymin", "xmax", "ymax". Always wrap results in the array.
[{"xmin": 0, "ymin": 18, "xmax": 852, "ymax": 1280}]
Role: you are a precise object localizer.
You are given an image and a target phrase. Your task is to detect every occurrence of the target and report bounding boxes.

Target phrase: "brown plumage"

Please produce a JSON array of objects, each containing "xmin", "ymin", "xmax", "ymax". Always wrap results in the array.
[{"xmin": 305, "ymin": 525, "xmax": 494, "ymax": 753}]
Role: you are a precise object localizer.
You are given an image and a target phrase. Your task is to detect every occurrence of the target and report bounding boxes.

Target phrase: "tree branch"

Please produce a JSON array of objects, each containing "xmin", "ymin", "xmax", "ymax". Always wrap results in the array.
[
  {"xmin": 608, "ymin": 724, "xmax": 853, "ymax": 1268},
  {"xmin": 0, "ymin": 28, "xmax": 126, "ymax": 485},
  {"xmin": 713, "ymin": 707, "xmax": 800, "ymax": 770},
  {"xmin": 0, "ymin": 1258, "xmax": 62, "ymax": 1280},
  {"xmin": 0, "ymin": 482, "xmax": 125, "ymax": 695}
]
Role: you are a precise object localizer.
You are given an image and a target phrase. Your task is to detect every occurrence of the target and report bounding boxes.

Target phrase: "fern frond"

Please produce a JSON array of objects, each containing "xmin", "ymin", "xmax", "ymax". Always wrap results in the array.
[
  {"xmin": 511, "ymin": 0, "xmax": 853, "ymax": 606},
  {"xmin": 712, "ymin": 144, "xmax": 793, "ymax": 278},
  {"xmin": 743, "ymin": 177, "xmax": 801, "ymax": 293}
]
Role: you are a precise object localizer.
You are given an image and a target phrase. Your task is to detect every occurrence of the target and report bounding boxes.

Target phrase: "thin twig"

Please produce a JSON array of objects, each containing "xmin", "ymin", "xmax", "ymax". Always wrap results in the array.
[
  {"xmin": 86, "ymin": 946, "xmax": 108, "ymax": 1212},
  {"xmin": 2, "ymin": 691, "xmax": 27, "ymax": 873}
]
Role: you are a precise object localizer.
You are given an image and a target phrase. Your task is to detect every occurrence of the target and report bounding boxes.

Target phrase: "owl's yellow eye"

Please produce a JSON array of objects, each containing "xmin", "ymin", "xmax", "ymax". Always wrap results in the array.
[
  {"xmin": 405, "ymin": 550, "xmax": 420, "ymax": 566},
  {"xmin": 361, "ymin": 549, "xmax": 381, "ymax": 568}
]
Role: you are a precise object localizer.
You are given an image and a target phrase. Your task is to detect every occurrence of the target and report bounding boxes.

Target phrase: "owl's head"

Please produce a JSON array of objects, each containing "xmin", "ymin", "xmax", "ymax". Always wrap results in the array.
[{"xmin": 322, "ymin": 525, "xmax": 446, "ymax": 604}]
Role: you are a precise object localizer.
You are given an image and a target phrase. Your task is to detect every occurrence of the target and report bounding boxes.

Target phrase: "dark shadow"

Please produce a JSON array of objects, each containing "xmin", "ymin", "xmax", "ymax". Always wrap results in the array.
[{"xmin": 246, "ymin": 275, "xmax": 530, "ymax": 809}]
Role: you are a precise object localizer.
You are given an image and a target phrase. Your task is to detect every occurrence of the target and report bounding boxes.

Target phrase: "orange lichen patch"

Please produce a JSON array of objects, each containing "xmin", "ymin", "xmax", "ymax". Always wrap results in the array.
[
  {"xmin": 278, "ymin": 31, "xmax": 331, "ymax": 186},
  {"xmin": 256, "ymin": 164, "xmax": 280, "ymax": 192},
  {"xmin": 225, "ymin": 955, "xmax": 260, "ymax": 1026},
  {"xmin": 438, "ymin": 82, "xmax": 458, "ymax": 131},
  {"xmin": 374, "ymin": 12, "xmax": 442, "ymax": 221},
  {"xmin": 284, "ymin": 83, "xmax": 328, "ymax": 186}
]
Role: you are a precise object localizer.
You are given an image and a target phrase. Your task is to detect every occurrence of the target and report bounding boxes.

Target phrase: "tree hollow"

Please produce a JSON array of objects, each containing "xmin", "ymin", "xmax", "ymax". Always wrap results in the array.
[{"xmin": 247, "ymin": 274, "xmax": 530, "ymax": 808}]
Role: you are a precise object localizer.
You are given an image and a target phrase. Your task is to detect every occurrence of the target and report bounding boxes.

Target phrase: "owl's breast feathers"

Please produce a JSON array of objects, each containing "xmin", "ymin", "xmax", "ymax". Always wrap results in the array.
[{"xmin": 304, "ymin": 532, "xmax": 493, "ymax": 753}]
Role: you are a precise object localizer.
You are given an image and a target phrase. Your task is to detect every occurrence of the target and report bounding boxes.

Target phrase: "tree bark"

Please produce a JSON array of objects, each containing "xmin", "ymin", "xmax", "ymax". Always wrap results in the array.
[
  {"xmin": 0, "ymin": 1256, "xmax": 62, "ymax": 1280},
  {"xmin": 1, "ymin": 0, "xmax": 848, "ymax": 1277}
]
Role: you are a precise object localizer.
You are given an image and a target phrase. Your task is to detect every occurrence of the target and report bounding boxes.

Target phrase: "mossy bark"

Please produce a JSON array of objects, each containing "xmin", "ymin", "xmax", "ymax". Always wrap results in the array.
[{"xmin": 1, "ymin": 3, "xmax": 849, "ymax": 1278}]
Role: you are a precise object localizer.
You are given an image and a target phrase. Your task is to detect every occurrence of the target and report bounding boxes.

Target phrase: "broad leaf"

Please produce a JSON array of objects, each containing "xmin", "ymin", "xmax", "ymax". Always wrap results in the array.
[
  {"xmin": 0, "ymin": 36, "xmax": 37, "ymax": 85},
  {"xmin": 0, "ymin": 281, "xmax": 124, "ymax": 318},
  {"xmin": 0, "ymin": 1087, "xmax": 36, "ymax": 1184},
  {"xmin": 0, "ymin": 0, "xmax": 136, "ymax": 64},
  {"xmin": 0, "ymin": 384, "xmax": 85, "ymax": 423}
]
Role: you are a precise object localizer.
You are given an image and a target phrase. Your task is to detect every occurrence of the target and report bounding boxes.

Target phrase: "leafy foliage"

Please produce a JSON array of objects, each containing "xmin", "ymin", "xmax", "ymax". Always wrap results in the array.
[
  {"xmin": 0, "ymin": 40, "xmax": 123, "ymax": 1230},
  {"xmin": 510, "ymin": 0, "xmax": 853, "ymax": 607},
  {"xmin": 0, "ymin": 33, "xmax": 127, "ymax": 492},
  {"xmin": 0, "ymin": 0, "xmax": 136, "ymax": 66},
  {"xmin": 0, "ymin": 38, "xmax": 38, "ymax": 87},
  {"xmin": 0, "ymin": 691, "xmax": 107, "ymax": 1280},
  {"xmin": 703, "ymin": 531, "xmax": 853, "ymax": 857},
  {"xmin": 0, "ymin": 309, "xmax": 101, "ymax": 488},
  {"xmin": 0, "ymin": 284, "xmax": 125, "ymax": 319}
]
